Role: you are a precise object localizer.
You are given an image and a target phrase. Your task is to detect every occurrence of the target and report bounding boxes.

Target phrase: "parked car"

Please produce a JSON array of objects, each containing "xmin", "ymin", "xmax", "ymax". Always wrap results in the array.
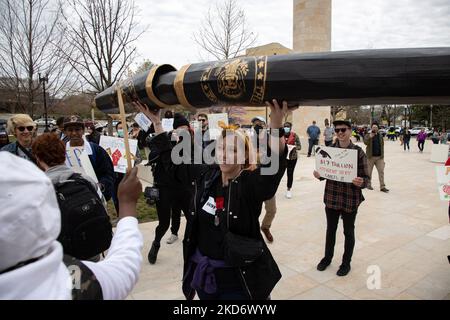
[
  {"xmin": 34, "ymin": 118, "xmax": 56, "ymax": 127},
  {"xmin": 409, "ymin": 127, "xmax": 432, "ymax": 136}
]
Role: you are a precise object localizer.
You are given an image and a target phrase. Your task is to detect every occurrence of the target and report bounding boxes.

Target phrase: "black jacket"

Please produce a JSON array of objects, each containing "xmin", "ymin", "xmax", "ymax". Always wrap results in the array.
[
  {"xmin": 148, "ymin": 132, "xmax": 287, "ymax": 300},
  {"xmin": 88, "ymin": 142, "xmax": 115, "ymax": 201}
]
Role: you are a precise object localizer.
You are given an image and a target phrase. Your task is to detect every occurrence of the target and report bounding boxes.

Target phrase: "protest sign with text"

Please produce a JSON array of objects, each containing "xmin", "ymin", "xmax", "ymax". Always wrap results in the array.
[
  {"xmin": 315, "ymin": 146, "xmax": 358, "ymax": 183},
  {"xmin": 100, "ymin": 136, "xmax": 138, "ymax": 173}
]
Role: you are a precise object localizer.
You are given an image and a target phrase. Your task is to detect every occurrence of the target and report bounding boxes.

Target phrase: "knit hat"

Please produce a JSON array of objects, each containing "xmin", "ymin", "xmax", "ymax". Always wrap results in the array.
[{"xmin": 173, "ymin": 113, "xmax": 189, "ymax": 130}]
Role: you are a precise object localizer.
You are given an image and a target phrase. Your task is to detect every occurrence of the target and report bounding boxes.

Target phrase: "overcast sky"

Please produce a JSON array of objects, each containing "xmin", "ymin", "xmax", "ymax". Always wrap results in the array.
[{"xmin": 133, "ymin": 0, "xmax": 450, "ymax": 69}]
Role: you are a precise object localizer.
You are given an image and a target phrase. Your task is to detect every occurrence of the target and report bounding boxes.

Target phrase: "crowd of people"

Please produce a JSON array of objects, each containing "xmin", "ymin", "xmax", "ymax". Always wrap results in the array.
[{"xmin": 0, "ymin": 105, "xmax": 448, "ymax": 300}]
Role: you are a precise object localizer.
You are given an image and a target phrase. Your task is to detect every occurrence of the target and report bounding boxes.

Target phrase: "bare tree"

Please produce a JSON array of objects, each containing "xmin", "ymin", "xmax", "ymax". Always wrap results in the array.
[
  {"xmin": 0, "ymin": 0, "xmax": 78, "ymax": 116},
  {"xmin": 194, "ymin": 0, "xmax": 257, "ymax": 60},
  {"xmin": 62, "ymin": 0, "xmax": 146, "ymax": 92}
]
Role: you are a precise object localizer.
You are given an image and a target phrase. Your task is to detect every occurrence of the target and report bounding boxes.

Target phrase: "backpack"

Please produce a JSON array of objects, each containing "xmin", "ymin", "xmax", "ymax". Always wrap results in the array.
[{"xmin": 54, "ymin": 173, "xmax": 113, "ymax": 260}]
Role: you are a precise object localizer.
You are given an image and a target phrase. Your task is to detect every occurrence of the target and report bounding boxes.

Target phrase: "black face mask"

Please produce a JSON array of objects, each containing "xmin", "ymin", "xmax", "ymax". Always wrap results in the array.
[{"xmin": 254, "ymin": 125, "xmax": 263, "ymax": 134}]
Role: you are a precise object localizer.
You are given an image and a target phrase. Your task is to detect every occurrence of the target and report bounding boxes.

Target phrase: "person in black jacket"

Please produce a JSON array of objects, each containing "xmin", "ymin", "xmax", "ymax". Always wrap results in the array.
[
  {"xmin": 146, "ymin": 114, "xmax": 193, "ymax": 264},
  {"xmin": 136, "ymin": 100, "xmax": 291, "ymax": 300}
]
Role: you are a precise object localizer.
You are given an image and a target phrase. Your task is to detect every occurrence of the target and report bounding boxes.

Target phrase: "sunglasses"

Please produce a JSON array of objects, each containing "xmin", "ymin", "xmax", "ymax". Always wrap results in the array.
[
  {"xmin": 335, "ymin": 128, "xmax": 348, "ymax": 133},
  {"xmin": 17, "ymin": 126, "xmax": 34, "ymax": 132},
  {"xmin": 198, "ymin": 119, "xmax": 207, "ymax": 122}
]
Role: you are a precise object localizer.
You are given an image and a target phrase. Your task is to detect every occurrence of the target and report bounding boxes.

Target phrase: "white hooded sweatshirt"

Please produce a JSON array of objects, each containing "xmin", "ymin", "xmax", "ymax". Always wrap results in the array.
[{"xmin": 0, "ymin": 152, "xmax": 143, "ymax": 300}]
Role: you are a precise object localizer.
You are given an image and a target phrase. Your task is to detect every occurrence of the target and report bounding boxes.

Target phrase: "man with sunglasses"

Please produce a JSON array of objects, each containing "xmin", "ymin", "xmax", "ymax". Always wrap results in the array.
[
  {"xmin": 1, "ymin": 114, "xmax": 37, "ymax": 164},
  {"xmin": 313, "ymin": 120, "xmax": 370, "ymax": 276},
  {"xmin": 197, "ymin": 113, "xmax": 213, "ymax": 149}
]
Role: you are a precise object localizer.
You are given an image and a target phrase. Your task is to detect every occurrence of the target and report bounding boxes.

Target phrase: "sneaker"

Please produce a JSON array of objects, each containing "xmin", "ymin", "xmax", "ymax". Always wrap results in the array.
[
  {"xmin": 286, "ymin": 190, "xmax": 292, "ymax": 199},
  {"xmin": 316, "ymin": 258, "xmax": 331, "ymax": 271},
  {"xmin": 380, "ymin": 187, "xmax": 389, "ymax": 193},
  {"xmin": 147, "ymin": 241, "xmax": 160, "ymax": 264},
  {"xmin": 261, "ymin": 227, "xmax": 274, "ymax": 243},
  {"xmin": 336, "ymin": 264, "xmax": 351, "ymax": 276},
  {"xmin": 367, "ymin": 186, "xmax": 373, "ymax": 190},
  {"xmin": 166, "ymin": 234, "xmax": 178, "ymax": 244}
]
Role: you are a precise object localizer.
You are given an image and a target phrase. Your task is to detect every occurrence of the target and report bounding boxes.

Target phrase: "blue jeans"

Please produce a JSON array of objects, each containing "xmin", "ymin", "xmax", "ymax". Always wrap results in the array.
[{"xmin": 308, "ymin": 138, "xmax": 319, "ymax": 156}]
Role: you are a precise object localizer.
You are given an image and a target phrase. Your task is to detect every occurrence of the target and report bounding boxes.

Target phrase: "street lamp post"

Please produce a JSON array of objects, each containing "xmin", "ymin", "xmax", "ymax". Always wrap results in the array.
[{"xmin": 39, "ymin": 73, "xmax": 49, "ymax": 132}]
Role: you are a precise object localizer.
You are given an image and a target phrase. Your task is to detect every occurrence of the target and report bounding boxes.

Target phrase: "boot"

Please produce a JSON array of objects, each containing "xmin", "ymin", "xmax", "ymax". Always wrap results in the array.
[{"xmin": 148, "ymin": 241, "xmax": 160, "ymax": 264}]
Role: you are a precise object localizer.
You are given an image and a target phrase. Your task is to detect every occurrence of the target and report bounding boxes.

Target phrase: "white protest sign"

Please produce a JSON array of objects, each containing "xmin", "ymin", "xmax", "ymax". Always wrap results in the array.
[
  {"xmin": 100, "ymin": 135, "xmax": 138, "ymax": 173},
  {"xmin": 208, "ymin": 113, "xmax": 228, "ymax": 140},
  {"xmin": 134, "ymin": 112, "xmax": 152, "ymax": 132},
  {"xmin": 65, "ymin": 147, "xmax": 98, "ymax": 183},
  {"xmin": 315, "ymin": 145, "xmax": 358, "ymax": 183},
  {"xmin": 438, "ymin": 184, "xmax": 450, "ymax": 201},
  {"xmin": 162, "ymin": 118, "xmax": 174, "ymax": 132}
]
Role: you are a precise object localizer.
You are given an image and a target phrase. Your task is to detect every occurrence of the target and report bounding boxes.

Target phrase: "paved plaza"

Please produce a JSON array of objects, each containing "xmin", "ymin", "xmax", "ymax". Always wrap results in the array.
[{"xmin": 129, "ymin": 140, "xmax": 450, "ymax": 300}]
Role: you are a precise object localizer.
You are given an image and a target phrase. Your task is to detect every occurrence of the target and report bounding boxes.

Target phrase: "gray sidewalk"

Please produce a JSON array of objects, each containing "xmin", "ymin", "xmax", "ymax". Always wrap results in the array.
[{"xmin": 129, "ymin": 140, "xmax": 450, "ymax": 300}]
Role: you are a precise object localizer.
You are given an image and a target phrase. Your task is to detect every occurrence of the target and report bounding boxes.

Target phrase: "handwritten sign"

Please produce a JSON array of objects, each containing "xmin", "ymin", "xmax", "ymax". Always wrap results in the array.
[
  {"xmin": 65, "ymin": 147, "xmax": 98, "ymax": 183},
  {"xmin": 100, "ymin": 136, "xmax": 138, "ymax": 173},
  {"xmin": 208, "ymin": 113, "xmax": 228, "ymax": 140},
  {"xmin": 162, "ymin": 118, "xmax": 174, "ymax": 132},
  {"xmin": 315, "ymin": 145, "xmax": 358, "ymax": 183}
]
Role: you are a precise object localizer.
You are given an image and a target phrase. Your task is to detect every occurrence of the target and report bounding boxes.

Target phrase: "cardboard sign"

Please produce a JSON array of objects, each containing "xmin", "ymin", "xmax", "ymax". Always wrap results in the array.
[
  {"xmin": 134, "ymin": 112, "xmax": 152, "ymax": 132},
  {"xmin": 65, "ymin": 147, "xmax": 98, "ymax": 183},
  {"xmin": 208, "ymin": 113, "xmax": 228, "ymax": 140},
  {"xmin": 315, "ymin": 145, "xmax": 358, "ymax": 183},
  {"xmin": 100, "ymin": 136, "xmax": 138, "ymax": 173},
  {"xmin": 162, "ymin": 118, "xmax": 174, "ymax": 132}
]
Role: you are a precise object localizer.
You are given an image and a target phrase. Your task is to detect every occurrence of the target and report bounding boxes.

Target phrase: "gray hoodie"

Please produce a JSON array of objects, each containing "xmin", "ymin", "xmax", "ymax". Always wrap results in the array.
[{"xmin": 45, "ymin": 165, "xmax": 106, "ymax": 206}]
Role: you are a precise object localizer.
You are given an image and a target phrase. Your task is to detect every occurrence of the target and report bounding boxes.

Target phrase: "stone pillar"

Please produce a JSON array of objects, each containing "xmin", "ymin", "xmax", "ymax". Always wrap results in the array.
[
  {"xmin": 292, "ymin": 0, "xmax": 331, "ymax": 153},
  {"xmin": 293, "ymin": 0, "xmax": 331, "ymax": 53}
]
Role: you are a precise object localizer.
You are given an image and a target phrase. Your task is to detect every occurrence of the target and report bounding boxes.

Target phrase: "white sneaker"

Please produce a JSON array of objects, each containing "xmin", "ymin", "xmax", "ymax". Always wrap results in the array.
[
  {"xmin": 166, "ymin": 234, "xmax": 178, "ymax": 244},
  {"xmin": 286, "ymin": 190, "xmax": 292, "ymax": 199}
]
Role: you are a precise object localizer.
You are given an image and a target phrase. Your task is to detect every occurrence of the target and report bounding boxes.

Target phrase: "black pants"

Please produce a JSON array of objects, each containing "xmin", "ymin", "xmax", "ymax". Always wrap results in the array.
[
  {"xmin": 325, "ymin": 140, "xmax": 333, "ymax": 147},
  {"xmin": 324, "ymin": 207, "xmax": 357, "ymax": 265},
  {"xmin": 403, "ymin": 140, "xmax": 410, "ymax": 150},
  {"xmin": 418, "ymin": 140, "xmax": 425, "ymax": 152},
  {"xmin": 308, "ymin": 138, "xmax": 319, "ymax": 156},
  {"xmin": 112, "ymin": 172, "xmax": 124, "ymax": 216},
  {"xmin": 286, "ymin": 158, "xmax": 298, "ymax": 189},
  {"xmin": 154, "ymin": 187, "xmax": 190, "ymax": 243}
]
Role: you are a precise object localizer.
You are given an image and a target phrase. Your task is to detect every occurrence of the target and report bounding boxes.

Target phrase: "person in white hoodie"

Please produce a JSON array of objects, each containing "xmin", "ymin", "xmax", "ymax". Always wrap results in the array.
[{"xmin": 0, "ymin": 152, "xmax": 143, "ymax": 300}]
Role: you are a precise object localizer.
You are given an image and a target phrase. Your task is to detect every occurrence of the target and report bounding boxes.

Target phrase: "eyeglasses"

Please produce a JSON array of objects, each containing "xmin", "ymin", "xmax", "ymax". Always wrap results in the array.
[
  {"xmin": 198, "ymin": 119, "xmax": 207, "ymax": 122},
  {"xmin": 335, "ymin": 128, "xmax": 348, "ymax": 133},
  {"xmin": 17, "ymin": 126, "xmax": 34, "ymax": 132}
]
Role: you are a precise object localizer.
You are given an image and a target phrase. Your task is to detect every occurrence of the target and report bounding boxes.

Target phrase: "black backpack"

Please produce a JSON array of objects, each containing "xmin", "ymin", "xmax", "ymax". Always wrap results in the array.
[{"xmin": 54, "ymin": 173, "xmax": 113, "ymax": 260}]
